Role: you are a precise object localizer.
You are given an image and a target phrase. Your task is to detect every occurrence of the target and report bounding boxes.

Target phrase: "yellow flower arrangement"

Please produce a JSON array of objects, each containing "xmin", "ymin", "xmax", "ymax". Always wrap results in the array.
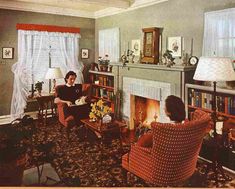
[{"xmin": 89, "ymin": 99, "xmax": 112, "ymax": 121}]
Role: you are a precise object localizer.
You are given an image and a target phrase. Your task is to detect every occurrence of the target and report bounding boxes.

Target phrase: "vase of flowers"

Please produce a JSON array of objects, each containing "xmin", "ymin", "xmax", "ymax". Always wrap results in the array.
[{"xmin": 89, "ymin": 99, "xmax": 112, "ymax": 125}]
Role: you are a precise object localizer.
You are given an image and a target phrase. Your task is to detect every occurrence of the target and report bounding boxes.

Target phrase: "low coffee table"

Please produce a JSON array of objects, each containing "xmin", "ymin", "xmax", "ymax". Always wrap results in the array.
[{"xmin": 80, "ymin": 118, "xmax": 127, "ymax": 152}]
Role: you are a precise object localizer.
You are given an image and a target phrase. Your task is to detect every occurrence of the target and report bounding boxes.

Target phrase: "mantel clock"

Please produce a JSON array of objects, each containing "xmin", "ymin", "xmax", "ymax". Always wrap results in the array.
[{"xmin": 141, "ymin": 27, "xmax": 161, "ymax": 64}]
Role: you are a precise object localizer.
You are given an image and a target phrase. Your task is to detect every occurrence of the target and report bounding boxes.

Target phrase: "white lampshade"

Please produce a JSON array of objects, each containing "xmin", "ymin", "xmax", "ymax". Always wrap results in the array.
[
  {"xmin": 193, "ymin": 57, "xmax": 235, "ymax": 81},
  {"xmin": 45, "ymin": 67, "xmax": 63, "ymax": 79}
]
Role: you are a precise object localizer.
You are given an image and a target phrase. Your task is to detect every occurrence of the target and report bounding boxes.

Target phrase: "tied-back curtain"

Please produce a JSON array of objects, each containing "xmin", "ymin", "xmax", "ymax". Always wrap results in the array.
[
  {"xmin": 99, "ymin": 27, "xmax": 120, "ymax": 62},
  {"xmin": 202, "ymin": 8, "xmax": 235, "ymax": 60},
  {"xmin": 11, "ymin": 29, "xmax": 82, "ymax": 119}
]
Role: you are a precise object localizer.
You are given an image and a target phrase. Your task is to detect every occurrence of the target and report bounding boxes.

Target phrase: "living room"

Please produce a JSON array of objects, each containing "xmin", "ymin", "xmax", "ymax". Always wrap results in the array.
[{"xmin": 0, "ymin": 0, "xmax": 235, "ymax": 187}]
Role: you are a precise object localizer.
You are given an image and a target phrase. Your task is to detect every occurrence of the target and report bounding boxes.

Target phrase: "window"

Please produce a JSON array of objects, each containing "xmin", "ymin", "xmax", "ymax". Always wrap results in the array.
[
  {"xmin": 203, "ymin": 8, "xmax": 235, "ymax": 60},
  {"xmin": 98, "ymin": 27, "xmax": 120, "ymax": 62},
  {"xmin": 11, "ymin": 25, "xmax": 83, "ymax": 119}
]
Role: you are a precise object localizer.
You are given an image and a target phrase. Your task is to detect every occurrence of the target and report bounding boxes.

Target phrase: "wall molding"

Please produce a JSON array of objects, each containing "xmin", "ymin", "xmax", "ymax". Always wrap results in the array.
[
  {"xmin": 0, "ymin": 0, "xmax": 95, "ymax": 18},
  {"xmin": 0, "ymin": 0, "xmax": 169, "ymax": 19},
  {"xmin": 95, "ymin": 0, "xmax": 169, "ymax": 18}
]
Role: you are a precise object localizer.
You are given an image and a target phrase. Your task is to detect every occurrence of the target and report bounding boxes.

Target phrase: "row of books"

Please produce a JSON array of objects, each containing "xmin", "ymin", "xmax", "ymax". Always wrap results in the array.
[
  {"xmin": 92, "ymin": 88, "xmax": 114, "ymax": 101},
  {"xmin": 92, "ymin": 76, "xmax": 113, "ymax": 87},
  {"xmin": 188, "ymin": 89, "xmax": 235, "ymax": 115}
]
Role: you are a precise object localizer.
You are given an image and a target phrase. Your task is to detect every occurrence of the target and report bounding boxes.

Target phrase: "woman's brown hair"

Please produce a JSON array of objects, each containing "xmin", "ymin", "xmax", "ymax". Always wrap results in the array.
[{"xmin": 165, "ymin": 95, "xmax": 186, "ymax": 123}]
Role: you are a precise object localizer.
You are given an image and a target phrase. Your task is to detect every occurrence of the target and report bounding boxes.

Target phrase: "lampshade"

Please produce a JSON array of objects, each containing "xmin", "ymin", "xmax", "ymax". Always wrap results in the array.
[
  {"xmin": 193, "ymin": 57, "xmax": 235, "ymax": 81},
  {"xmin": 45, "ymin": 67, "xmax": 63, "ymax": 79}
]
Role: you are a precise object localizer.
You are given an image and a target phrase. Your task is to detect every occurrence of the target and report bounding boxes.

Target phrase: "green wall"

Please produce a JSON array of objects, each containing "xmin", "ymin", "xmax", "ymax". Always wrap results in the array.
[
  {"xmin": 0, "ymin": 9, "xmax": 95, "ymax": 116},
  {"xmin": 95, "ymin": 0, "xmax": 235, "ymax": 60},
  {"xmin": 1, "ymin": 0, "xmax": 235, "ymax": 116}
]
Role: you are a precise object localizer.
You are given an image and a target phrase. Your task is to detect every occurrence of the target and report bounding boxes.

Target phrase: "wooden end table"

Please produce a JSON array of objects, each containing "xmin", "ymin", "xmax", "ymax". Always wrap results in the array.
[{"xmin": 80, "ymin": 118, "xmax": 127, "ymax": 152}]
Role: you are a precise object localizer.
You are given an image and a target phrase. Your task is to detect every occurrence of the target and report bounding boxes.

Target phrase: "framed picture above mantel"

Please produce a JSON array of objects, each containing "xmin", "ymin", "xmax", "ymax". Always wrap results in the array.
[
  {"xmin": 167, "ymin": 36, "xmax": 182, "ymax": 57},
  {"xmin": 141, "ymin": 27, "xmax": 161, "ymax": 64}
]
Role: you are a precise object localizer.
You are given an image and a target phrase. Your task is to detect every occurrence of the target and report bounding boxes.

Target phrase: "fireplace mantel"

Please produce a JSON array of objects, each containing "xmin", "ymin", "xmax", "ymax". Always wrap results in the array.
[
  {"xmin": 111, "ymin": 63, "xmax": 195, "ymax": 124},
  {"xmin": 111, "ymin": 62, "xmax": 195, "ymax": 99},
  {"xmin": 110, "ymin": 62, "xmax": 196, "ymax": 72}
]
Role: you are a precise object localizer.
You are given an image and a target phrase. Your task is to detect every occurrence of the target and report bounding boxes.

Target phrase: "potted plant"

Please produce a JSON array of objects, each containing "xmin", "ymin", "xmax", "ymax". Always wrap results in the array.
[
  {"xmin": 35, "ymin": 81, "xmax": 44, "ymax": 96},
  {"xmin": 163, "ymin": 50, "xmax": 175, "ymax": 67},
  {"xmin": 98, "ymin": 54, "xmax": 110, "ymax": 72},
  {"xmin": 0, "ymin": 115, "xmax": 35, "ymax": 186}
]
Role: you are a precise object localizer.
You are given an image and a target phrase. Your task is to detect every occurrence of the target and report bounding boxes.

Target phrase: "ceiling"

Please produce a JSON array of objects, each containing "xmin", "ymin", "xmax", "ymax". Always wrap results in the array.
[{"xmin": 0, "ymin": 0, "xmax": 169, "ymax": 18}]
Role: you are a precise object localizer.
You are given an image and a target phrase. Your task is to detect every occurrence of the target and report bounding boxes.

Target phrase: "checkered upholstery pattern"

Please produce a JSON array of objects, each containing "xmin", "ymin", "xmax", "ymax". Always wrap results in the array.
[{"xmin": 122, "ymin": 110, "xmax": 211, "ymax": 186}]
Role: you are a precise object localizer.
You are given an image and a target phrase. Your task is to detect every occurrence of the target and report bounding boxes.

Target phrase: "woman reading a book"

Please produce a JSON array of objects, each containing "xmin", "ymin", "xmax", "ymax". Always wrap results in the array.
[{"xmin": 54, "ymin": 71, "xmax": 90, "ymax": 125}]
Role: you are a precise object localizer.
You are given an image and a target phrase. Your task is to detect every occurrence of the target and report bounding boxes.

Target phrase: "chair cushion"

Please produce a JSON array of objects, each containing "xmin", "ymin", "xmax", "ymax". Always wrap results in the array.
[{"xmin": 136, "ymin": 132, "xmax": 153, "ymax": 147}]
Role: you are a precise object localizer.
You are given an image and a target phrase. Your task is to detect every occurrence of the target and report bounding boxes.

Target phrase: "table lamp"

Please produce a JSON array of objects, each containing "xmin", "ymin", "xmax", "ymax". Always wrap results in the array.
[
  {"xmin": 45, "ymin": 67, "xmax": 63, "ymax": 93},
  {"xmin": 193, "ymin": 57, "xmax": 235, "ymax": 184}
]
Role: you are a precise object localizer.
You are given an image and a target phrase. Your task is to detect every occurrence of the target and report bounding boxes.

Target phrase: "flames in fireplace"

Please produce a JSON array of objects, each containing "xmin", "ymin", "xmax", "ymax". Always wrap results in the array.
[{"xmin": 130, "ymin": 95, "xmax": 160, "ymax": 129}]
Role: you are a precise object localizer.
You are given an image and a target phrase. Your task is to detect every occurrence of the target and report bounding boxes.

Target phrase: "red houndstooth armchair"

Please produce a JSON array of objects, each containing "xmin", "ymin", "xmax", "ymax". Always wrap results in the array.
[
  {"xmin": 55, "ymin": 84, "xmax": 91, "ymax": 128},
  {"xmin": 122, "ymin": 110, "xmax": 211, "ymax": 186}
]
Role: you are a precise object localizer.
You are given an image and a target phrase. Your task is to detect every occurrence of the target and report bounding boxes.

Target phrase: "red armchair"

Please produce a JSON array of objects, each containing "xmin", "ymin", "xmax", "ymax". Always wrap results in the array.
[
  {"xmin": 122, "ymin": 110, "xmax": 211, "ymax": 186},
  {"xmin": 55, "ymin": 84, "xmax": 91, "ymax": 128}
]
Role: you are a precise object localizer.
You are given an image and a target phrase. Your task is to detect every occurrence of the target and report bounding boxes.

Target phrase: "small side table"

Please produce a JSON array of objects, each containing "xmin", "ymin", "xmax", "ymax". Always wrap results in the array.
[
  {"xmin": 36, "ymin": 95, "xmax": 56, "ymax": 125},
  {"xmin": 81, "ymin": 118, "xmax": 127, "ymax": 152}
]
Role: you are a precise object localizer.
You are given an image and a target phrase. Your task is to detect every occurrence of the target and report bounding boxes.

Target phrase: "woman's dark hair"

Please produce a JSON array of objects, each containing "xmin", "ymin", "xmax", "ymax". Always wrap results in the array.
[
  {"xmin": 64, "ymin": 71, "xmax": 77, "ymax": 83},
  {"xmin": 165, "ymin": 95, "xmax": 186, "ymax": 123}
]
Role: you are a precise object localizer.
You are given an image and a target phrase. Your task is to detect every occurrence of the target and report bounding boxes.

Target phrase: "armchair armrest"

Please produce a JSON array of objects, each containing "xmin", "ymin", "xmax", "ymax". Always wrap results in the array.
[
  {"xmin": 128, "ymin": 144, "xmax": 153, "ymax": 181},
  {"xmin": 130, "ymin": 144, "xmax": 152, "ymax": 155},
  {"xmin": 56, "ymin": 102, "xmax": 75, "ymax": 127}
]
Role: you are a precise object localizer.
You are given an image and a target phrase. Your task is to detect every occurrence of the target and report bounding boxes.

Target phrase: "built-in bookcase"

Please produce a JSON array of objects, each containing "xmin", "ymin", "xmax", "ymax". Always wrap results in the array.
[
  {"xmin": 89, "ymin": 70, "xmax": 114, "ymax": 110},
  {"xmin": 186, "ymin": 83, "xmax": 235, "ymax": 172},
  {"xmin": 185, "ymin": 83, "xmax": 235, "ymax": 119}
]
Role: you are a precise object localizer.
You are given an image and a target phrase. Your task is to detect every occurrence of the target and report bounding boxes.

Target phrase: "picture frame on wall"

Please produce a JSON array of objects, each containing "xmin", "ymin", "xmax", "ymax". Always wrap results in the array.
[
  {"xmin": 2, "ymin": 47, "xmax": 14, "ymax": 59},
  {"xmin": 81, "ymin": 48, "xmax": 89, "ymax": 59},
  {"xmin": 167, "ymin": 37, "xmax": 182, "ymax": 57},
  {"xmin": 131, "ymin": 39, "xmax": 141, "ymax": 56}
]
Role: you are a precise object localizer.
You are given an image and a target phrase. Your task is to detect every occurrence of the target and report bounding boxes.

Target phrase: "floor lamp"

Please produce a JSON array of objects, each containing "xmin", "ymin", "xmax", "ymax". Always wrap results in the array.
[
  {"xmin": 45, "ymin": 67, "xmax": 63, "ymax": 94},
  {"xmin": 193, "ymin": 57, "xmax": 235, "ymax": 185}
]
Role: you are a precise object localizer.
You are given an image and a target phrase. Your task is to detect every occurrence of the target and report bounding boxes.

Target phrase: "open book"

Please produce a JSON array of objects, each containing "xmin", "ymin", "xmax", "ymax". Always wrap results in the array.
[{"xmin": 74, "ymin": 96, "xmax": 87, "ymax": 106}]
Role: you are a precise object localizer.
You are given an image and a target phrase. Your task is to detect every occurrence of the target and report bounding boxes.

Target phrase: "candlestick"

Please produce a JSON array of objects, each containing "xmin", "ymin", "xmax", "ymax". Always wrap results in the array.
[
  {"xmin": 190, "ymin": 38, "xmax": 193, "ymax": 56},
  {"xmin": 182, "ymin": 37, "xmax": 185, "ymax": 51},
  {"xmin": 166, "ymin": 37, "xmax": 168, "ymax": 50}
]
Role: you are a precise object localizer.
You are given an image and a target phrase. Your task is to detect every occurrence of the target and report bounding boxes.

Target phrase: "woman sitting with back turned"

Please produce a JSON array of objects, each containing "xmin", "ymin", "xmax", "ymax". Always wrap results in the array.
[{"xmin": 136, "ymin": 95, "xmax": 186, "ymax": 147}]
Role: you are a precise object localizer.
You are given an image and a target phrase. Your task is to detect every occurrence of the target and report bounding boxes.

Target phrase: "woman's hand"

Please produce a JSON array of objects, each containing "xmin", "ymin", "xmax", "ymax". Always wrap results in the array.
[{"xmin": 66, "ymin": 101, "xmax": 73, "ymax": 107}]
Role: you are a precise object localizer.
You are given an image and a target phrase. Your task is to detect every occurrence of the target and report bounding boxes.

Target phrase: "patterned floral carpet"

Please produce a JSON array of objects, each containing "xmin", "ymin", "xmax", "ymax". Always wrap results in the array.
[{"xmin": 26, "ymin": 118, "xmax": 235, "ymax": 187}]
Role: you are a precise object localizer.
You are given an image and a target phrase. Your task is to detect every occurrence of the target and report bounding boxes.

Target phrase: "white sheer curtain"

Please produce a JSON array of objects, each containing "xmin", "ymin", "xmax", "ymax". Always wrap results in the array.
[
  {"xmin": 202, "ymin": 8, "xmax": 235, "ymax": 60},
  {"xmin": 11, "ymin": 30, "xmax": 83, "ymax": 119},
  {"xmin": 99, "ymin": 27, "xmax": 120, "ymax": 62}
]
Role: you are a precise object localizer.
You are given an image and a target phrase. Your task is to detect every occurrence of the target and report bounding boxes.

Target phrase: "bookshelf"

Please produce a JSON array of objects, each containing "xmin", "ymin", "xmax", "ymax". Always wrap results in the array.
[
  {"xmin": 186, "ymin": 83, "xmax": 235, "ymax": 172},
  {"xmin": 89, "ymin": 70, "xmax": 115, "ymax": 110},
  {"xmin": 185, "ymin": 83, "xmax": 235, "ymax": 119}
]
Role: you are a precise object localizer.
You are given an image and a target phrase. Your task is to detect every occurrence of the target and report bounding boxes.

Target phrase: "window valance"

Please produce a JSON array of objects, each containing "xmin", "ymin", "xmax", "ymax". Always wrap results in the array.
[{"xmin": 16, "ymin": 23, "xmax": 80, "ymax": 34}]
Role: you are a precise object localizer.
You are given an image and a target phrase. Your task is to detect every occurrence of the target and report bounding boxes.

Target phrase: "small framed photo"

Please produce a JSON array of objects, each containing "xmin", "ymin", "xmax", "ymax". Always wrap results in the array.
[
  {"xmin": 167, "ymin": 37, "xmax": 182, "ymax": 57},
  {"xmin": 81, "ymin": 49, "xmax": 89, "ymax": 59},
  {"xmin": 2, "ymin": 47, "xmax": 14, "ymax": 59},
  {"xmin": 131, "ymin": 39, "xmax": 141, "ymax": 56}
]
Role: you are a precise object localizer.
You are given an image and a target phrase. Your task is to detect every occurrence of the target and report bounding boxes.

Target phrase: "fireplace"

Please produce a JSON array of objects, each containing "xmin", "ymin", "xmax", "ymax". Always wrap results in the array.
[
  {"xmin": 122, "ymin": 77, "xmax": 175, "ymax": 129},
  {"xmin": 131, "ymin": 95, "xmax": 160, "ymax": 129}
]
